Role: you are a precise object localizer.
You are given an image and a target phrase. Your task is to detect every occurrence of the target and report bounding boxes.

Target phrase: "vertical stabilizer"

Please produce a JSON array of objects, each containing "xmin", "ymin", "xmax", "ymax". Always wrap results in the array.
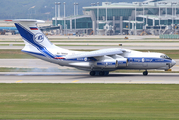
[
  {"xmin": 13, "ymin": 19, "xmax": 56, "ymax": 58},
  {"xmin": 14, "ymin": 19, "xmax": 53, "ymax": 48}
]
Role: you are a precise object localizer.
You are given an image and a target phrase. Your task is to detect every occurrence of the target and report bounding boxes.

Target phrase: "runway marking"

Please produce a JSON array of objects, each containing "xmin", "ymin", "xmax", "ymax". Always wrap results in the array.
[
  {"xmin": 16, "ymin": 80, "xmax": 23, "ymax": 83},
  {"xmin": 72, "ymin": 80, "xmax": 79, "ymax": 83}
]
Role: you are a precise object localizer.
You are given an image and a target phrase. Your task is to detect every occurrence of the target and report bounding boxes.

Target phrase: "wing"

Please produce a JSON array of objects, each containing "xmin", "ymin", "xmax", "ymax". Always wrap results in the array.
[{"xmin": 65, "ymin": 48, "xmax": 126, "ymax": 59}]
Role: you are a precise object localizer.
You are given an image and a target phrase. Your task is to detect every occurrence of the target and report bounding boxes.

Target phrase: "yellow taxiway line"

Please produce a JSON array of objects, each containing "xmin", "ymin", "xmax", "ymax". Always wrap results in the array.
[
  {"xmin": 72, "ymin": 80, "xmax": 79, "ymax": 83},
  {"xmin": 16, "ymin": 80, "xmax": 23, "ymax": 83}
]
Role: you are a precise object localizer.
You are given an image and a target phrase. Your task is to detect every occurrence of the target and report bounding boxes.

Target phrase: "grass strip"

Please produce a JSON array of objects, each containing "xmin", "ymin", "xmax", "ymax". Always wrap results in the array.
[
  {"xmin": 0, "ymin": 67, "xmax": 76, "ymax": 72},
  {"xmin": 0, "ymin": 84, "xmax": 179, "ymax": 119},
  {"xmin": 139, "ymin": 50, "xmax": 179, "ymax": 59},
  {"xmin": 0, "ymin": 50, "xmax": 35, "ymax": 59}
]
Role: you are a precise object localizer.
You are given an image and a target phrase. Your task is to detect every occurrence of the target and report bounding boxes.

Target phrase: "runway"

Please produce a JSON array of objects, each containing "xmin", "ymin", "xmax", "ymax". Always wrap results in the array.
[
  {"xmin": 0, "ymin": 59, "xmax": 179, "ymax": 71},
  {"xmin": 0, "ymin": 72, "xmax": 179, "ymax": 84},
  {"xmin": 0, "ymin": 59, "xmax": 179, "ymax": 84}
]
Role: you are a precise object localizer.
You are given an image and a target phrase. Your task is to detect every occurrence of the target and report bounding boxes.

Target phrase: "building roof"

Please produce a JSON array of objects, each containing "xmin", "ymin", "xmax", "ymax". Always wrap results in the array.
[
  {"xmin": 138, "ymin": 15, "xmax": 179, "ymax": 20},
  {"xmin": 52, "ymin": 15, "xmax": 91, "ymax": 21},
  {"xmin": 83, "ymin": 1, "xmax": 179, "ymax": 9},
  {"xmin": 123, "ymin": 20, "xmax": 144, "ymax": 23}
]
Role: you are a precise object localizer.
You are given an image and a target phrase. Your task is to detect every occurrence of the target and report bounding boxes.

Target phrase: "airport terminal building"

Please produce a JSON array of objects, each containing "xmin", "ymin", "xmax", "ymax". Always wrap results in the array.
[{"xmin": 52, "ymin": 0, "xmax": 179, "ymax": 35}]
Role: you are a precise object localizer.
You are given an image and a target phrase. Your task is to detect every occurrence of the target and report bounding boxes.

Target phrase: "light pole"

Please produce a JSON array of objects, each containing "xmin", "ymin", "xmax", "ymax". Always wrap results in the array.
[
  {"xmin": 74, "ymin": 2, "xmax": 76, "ymax": 16},
  {"xmin": 58, "ymin": 2, "xmax": 61, "ymax": 18},
  {"xmin": 172, "ymin": 2, "xmax": 174, "ymax": 30},
  {"xmin": 64, "ymin": 2, "xmax": 66, "ymax": 35},
  {"xmin": 158, "ymin": 2, "xmax": 161, "ymax": 35},
  {"xmin": 134, "ymin": 2, "xmax": 137, "ymax": 35},
  {"xmin": 55, "ymin": 2, "xmax": 57, "ymax": 26},
  {"xmin": 105, "ymin": 2, "xmax": 108, "ymax": 36},
  {"xmin": 74, "ymin": 3, "xmax": 76, "ymax": 34},
  {"xmin": 142, "ymin": 2, "xmax": 145, "ymax": 30},
  {"xmin": 76, "ymin": 3, "xmax": 78, "ymax": 34},
  {"xmin": 97, "ymin": 2, "xmax": 99, "ymax": 35},
  {"xmin": 175, "ymin": 3, "xmax": 177, "ymax": 17},
  {"xmin": 76, "ymin": 3, "xmax": 78, "ymax": 16},
  {"xmin": 173, "ymin": 3, "xmax": 177, "ymax": 17},
  {"xmin": 91, "ymin": 3, "xmax": 96, "ymax": 35},
  {"xmin": 105, "ymin": 2, "xmax": 108, "ymax": 23},
  {"xmin": 178, "ymin": 2, "xmax": 179, "ymax": 16},
  {"xmin": 173, "ymin": 2, "xmax": 177, "ymax": 33},
  {"xmin": 165, "ymin": 2, "xmax": 168, "ymax": 17},
  {"xmin": 143, "ymin": 2, "xmax": 148, "ymax": 31}
]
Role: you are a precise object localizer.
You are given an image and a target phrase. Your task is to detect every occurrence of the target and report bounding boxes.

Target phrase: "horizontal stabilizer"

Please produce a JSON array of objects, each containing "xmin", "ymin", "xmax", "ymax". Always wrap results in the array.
[{"xmin": 5, "ymin": 19, "xmax": 45, "ymax": 23}]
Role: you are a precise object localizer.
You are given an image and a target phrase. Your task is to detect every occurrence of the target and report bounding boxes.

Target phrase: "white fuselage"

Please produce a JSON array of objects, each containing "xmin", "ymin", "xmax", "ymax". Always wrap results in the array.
[{"xmin": 23, "ymin": 47, "xmax": 175, "ymax": 72}]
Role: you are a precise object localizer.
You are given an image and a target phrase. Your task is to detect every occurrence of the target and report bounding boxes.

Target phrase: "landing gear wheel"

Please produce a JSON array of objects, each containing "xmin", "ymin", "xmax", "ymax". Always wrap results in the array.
[
  {"xmin": 143, "ymin": 71, "xmax": 148, "ymax": 76},
  {"xmin": 99, "ymin": 71, "xmax": 105, "ymax": 76},
  {"xmin": 90, "ymin": 71, "xmax": 95, "ymax": 76},
  {"xmin": 104, "ymin": 71, "xmax": 109, "ymax": 76}
]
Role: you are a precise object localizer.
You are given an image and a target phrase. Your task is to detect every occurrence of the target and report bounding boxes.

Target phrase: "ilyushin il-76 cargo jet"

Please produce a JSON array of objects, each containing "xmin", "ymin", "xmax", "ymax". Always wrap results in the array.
[{"xmin": 10, "ymin": 19, "xmax": 176, "ymax": 76}]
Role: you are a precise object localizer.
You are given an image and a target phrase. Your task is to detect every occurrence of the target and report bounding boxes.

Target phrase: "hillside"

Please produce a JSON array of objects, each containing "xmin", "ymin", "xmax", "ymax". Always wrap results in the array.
[{"xmin": 0, "ymin": 0, "xmax": 143, "ymax": 20}]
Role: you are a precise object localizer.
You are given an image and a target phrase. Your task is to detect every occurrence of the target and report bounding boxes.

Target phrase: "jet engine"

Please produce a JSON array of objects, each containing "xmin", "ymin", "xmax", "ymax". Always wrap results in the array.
[
  {"xmin": 94, "ymin": 58, "xmax": 128, "ymax": 68},
  {"xmin": 115, "ymin": 58, "xmax": 128, "ymax": 67}
]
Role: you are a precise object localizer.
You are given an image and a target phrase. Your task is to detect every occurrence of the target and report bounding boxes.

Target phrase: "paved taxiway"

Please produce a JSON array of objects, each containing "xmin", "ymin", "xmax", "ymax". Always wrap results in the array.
[
  {"xmin": 0, "ymin": 72, "xmax": 179, "ymax": 84},
  {"xmin": 1, "ymin": 46, "xmax": 179, "ymax": 50},
  {"xmin": 1, "ymin": 42, "xmax": 179, "ymax": 46}
]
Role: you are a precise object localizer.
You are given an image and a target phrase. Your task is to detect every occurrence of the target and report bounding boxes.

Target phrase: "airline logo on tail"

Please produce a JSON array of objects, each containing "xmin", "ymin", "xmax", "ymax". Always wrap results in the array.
[{"xmin": 34, "ymin": 33, "xmax": 44, "ymax": 43}]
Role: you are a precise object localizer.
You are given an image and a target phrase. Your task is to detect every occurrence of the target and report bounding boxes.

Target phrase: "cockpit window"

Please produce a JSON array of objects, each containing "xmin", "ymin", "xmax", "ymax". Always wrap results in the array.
[{"xmin": 160, "ymin": 55, "xmax": 172, "ymax": 60}]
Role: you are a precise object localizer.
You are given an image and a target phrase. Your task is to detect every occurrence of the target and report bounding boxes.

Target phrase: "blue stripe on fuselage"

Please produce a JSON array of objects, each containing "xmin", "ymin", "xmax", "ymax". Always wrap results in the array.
[{"xmin": 127, "ymin": 57, "xmax": 171, "ymax": 63}]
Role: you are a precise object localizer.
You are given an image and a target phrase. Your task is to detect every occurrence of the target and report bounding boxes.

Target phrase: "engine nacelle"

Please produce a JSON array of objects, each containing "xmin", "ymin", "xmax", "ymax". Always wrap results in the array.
[
  {"xmin": 94, "ymin": 58, "xmax": 128, "ymax": 68},
  {"xmin": 115, "ymin": 58, "xmax": 128, "ymax": 67}
]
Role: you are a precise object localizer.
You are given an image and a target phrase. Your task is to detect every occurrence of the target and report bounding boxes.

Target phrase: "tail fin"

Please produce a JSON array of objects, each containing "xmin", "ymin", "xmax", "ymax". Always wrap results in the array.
[
  {"xmin": 14, "ymin": 19, "xmax": 52, "ymax": 48},
  {"xmin": 13, "ymin": 19, "xmax": 56, "ymax": 58}
]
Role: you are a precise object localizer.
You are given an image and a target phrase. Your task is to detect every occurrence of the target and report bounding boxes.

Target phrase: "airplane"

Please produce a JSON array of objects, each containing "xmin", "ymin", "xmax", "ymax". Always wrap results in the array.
[
  {"xmin": 0, "ymin": 27, "xmax": 19, "ymax": 35},
  {"xmin": 11, "ymin": 19, "xmax": 176, "ymax": 76}
]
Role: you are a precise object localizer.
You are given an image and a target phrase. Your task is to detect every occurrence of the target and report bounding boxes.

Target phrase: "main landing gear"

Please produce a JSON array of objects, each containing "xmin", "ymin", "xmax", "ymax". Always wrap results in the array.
[
  {"xmin": 143, "ymin": 70, "xmax": 148, "ymax": 76},
  {"xmin": 90, "ymin": 71, "xmax": 109, "ymax": 76},
  {"xmin": 90, "ymin": 71, "xmax": 95, "ymax": 76}
]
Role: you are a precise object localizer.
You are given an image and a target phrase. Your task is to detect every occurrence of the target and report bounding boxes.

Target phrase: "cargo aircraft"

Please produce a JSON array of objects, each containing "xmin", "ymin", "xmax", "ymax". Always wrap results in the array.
[{"xmin": 12, "ymin": 19, "xmax": 176, "ymax": 76}]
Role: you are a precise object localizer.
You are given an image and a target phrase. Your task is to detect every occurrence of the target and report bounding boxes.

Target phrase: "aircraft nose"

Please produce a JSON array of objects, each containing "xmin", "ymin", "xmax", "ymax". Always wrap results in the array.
[{"xmin": 172, "ymin": 60, "xmax": 176, "ymax": 67}]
